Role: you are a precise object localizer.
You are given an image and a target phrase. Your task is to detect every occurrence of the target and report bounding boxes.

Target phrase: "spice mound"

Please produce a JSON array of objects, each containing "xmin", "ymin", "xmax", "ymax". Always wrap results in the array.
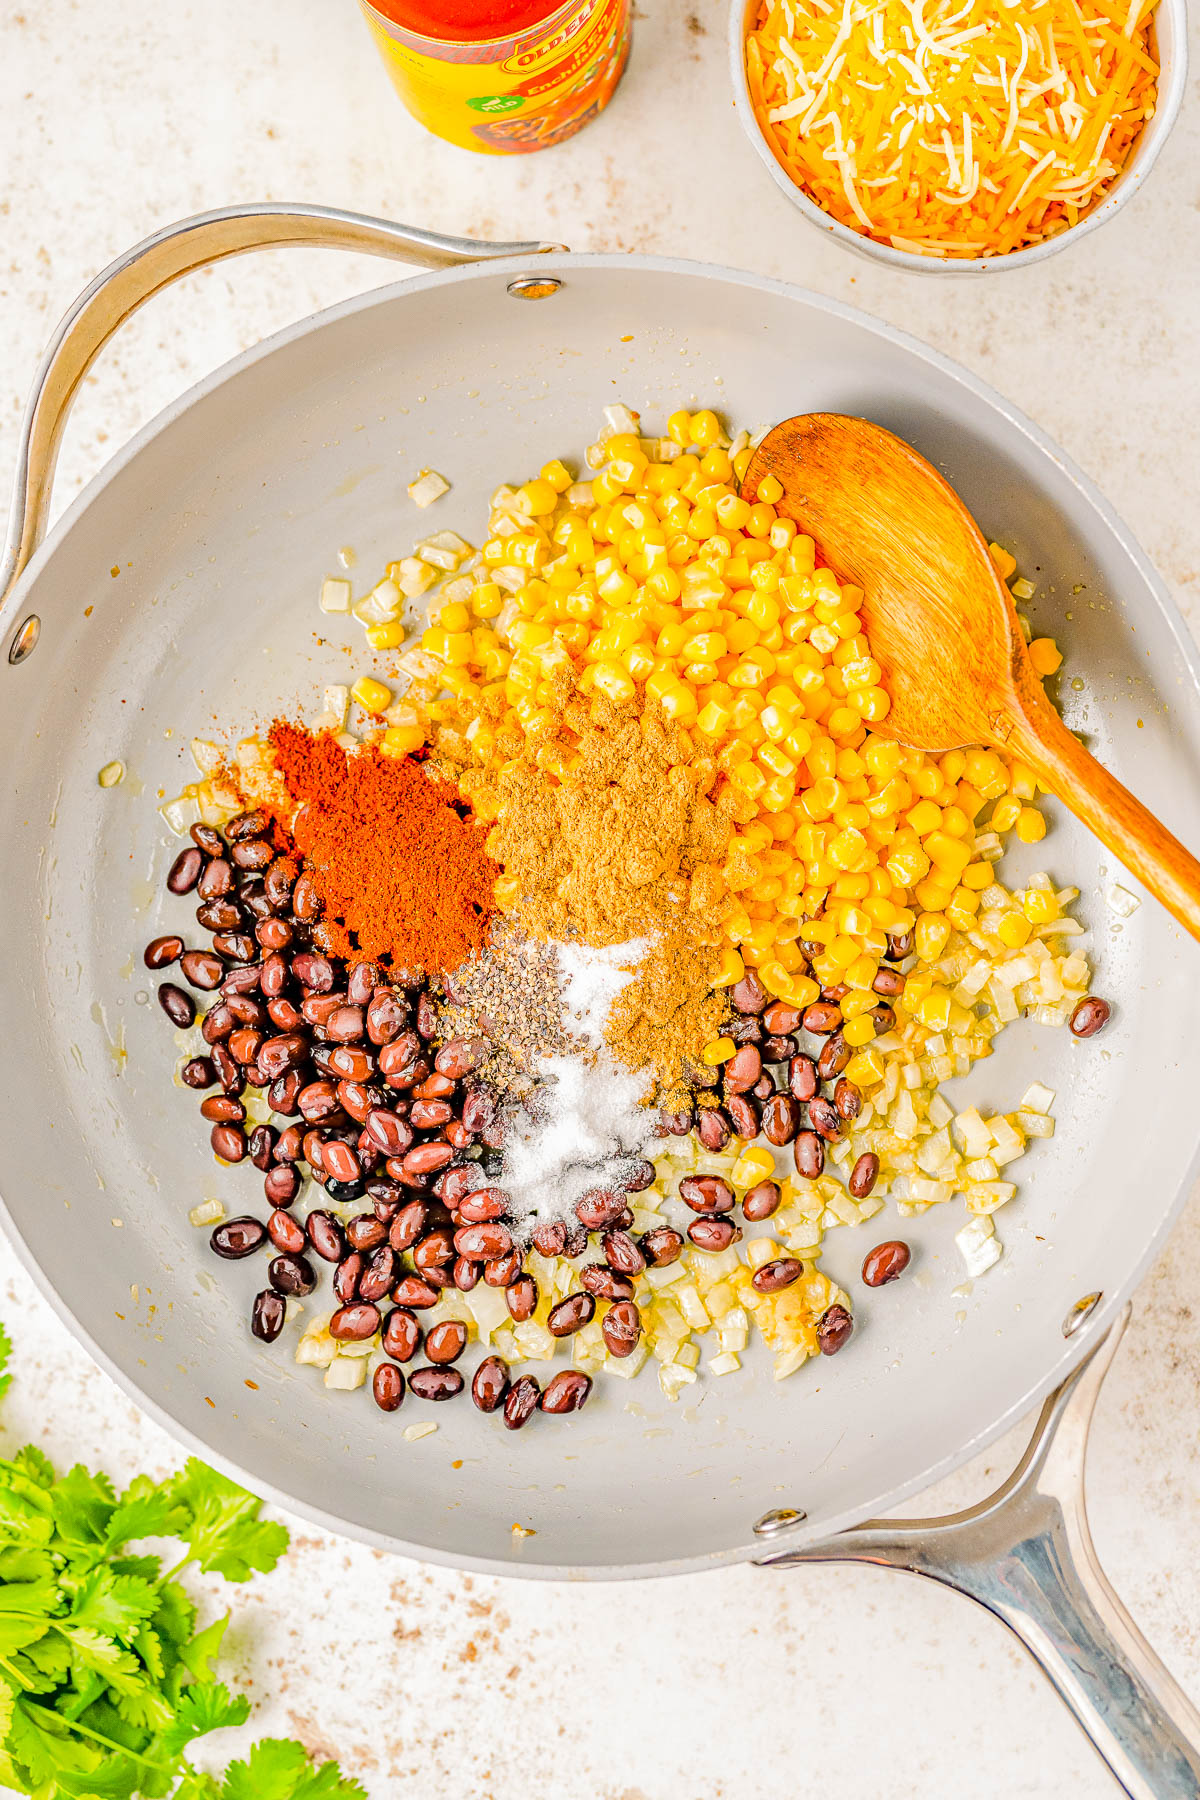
[
  {"xmin": 267, "ymin": 721, "xmax": 497, "ymax": 974},
  {"xmin": 465, "ymin": 692, "xmax": 732, "ymax": 1100}
]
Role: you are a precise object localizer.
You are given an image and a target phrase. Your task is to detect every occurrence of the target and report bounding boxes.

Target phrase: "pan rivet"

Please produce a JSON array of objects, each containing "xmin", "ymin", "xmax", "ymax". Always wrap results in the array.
[
  {"xmin": 753, "ymin": 1507, "xmax": 808, "ymax": 1537},
  {"xmin": 7, "ymin": 614, "xmax": 40, "ymax": 665},
  {"xmin": 506, "ymin": 276, "xmax": 564, "ymax": 300},
  {"xmin": 1062, "ymin": 1291, "xmax": 1103, "ymax": 1338}
]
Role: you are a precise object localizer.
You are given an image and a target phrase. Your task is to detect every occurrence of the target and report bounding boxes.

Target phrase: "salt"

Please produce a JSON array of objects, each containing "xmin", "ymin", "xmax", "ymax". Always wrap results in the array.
[{"xmin": 499, "ymin": 940, "xmax": 655, "ymax": 1228}]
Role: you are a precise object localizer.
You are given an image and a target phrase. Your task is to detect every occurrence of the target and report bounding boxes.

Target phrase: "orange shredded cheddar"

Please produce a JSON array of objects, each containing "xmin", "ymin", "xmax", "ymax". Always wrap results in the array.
[{"xmin": 747, "ymin": 0, "xmax": 1159, "ymax": 258}]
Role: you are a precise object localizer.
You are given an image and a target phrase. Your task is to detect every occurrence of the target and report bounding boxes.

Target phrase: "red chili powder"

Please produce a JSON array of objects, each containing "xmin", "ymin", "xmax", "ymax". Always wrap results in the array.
[{"xmin": 267, "ymin": 721, "xmax": 497, "ymax": 974}]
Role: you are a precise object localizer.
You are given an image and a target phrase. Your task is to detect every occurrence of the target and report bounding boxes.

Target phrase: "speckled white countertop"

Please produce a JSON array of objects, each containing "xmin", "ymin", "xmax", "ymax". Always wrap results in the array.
[{"xmin": 2, "ymin": 3, "xmax": 1200, "ymax": 1795}]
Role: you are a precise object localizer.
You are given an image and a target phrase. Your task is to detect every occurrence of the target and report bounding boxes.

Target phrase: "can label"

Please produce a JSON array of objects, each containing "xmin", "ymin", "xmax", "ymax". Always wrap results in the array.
[{"xmin": 361, "ymin": 0, "xmax": 631, "ymax": 155}]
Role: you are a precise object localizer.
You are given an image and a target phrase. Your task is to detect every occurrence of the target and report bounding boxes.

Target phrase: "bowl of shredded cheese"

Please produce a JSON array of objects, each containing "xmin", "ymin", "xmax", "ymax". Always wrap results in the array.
[{"xmin": 730, "ymin": 0, "xmax": 1185, "ymax": 270}]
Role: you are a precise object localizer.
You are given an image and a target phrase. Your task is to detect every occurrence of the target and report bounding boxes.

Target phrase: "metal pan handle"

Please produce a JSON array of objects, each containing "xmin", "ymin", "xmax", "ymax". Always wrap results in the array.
[
  {"xmin": 1, "ymin": 202, "xmax": 566, "ymax": 624},
  {"xmin": 759, "ymin": 1309, "xmax": 1200, "ymax": 1799}
]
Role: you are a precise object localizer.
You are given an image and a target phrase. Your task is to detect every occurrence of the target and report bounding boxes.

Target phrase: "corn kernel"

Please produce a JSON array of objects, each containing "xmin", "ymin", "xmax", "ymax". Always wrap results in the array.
[
  {"xmin": 1016, "ymin": 806, "xmax": 1046, "ymax": 843},
  {"xmin": 702, "ymin": 1036, "xmax": 736, "ymax": 1065},
  {"xmin": 1028, "ymin": 638, "xmax": 1063, "ymax": 677},
  {"xmin": 997, "ymin": 911, "xmax": 1033, "ymax": 947},
  {"xmin": 365, "ymin": 621, "xmax": 406, "ymax": 650},
  {"xmin": 351, "ymin": 676, "xmax": 392, "ymax": 715},
  {"xmin": 843, "ymin": 1013, "xmax": 877, "ymax": 1048},
  {"xmin": 756, "ymin": 473, "xmax": 784, "ymax": 505}
]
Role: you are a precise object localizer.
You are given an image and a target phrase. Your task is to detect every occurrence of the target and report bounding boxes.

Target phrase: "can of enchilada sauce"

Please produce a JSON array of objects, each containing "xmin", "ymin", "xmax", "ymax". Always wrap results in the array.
[{"xmin": 359, "ymin": 0, "xmax": 632, "ymax": 155}]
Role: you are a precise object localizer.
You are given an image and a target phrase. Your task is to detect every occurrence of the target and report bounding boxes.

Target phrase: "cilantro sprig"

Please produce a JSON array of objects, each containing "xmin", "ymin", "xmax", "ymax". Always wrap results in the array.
[{"xmin": 0, "ymin": 1323, "xmax": 366, "ymax": 1800}]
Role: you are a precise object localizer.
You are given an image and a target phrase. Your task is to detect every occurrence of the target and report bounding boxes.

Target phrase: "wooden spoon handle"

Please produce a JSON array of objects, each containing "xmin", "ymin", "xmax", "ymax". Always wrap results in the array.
[{"xmin": 1007, "ymin": 688, "xmax": 1200, "ymax": 943}]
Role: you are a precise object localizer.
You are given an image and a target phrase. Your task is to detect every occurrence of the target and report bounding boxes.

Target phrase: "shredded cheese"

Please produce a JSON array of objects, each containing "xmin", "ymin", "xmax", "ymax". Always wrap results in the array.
[{"xmin": 747, "ymin": 0, "xmax": 1159, "ymax": 257}]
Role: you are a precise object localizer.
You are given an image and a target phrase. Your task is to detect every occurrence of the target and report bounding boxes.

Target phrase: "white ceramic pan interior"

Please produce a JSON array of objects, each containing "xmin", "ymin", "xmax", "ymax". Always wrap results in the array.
[{"xmin": 2, "ymin": 222, "xmax": 1200, "ymax": 1585}]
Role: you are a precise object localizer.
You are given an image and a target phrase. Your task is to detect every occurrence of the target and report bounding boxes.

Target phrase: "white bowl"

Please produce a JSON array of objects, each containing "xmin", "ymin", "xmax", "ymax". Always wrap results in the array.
[{"xmin": 729, "ymin": 0, "xmax": 1187, "ymax": 275}]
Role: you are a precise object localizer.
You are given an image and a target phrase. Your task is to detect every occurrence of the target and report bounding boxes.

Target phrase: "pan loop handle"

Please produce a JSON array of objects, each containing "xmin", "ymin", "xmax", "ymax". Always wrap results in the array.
[
  {"xmin": 1, "ymin": 202, "xmax": 568, "ymax": 618},
  {"xmin": 759, "ymin": 1307, "xmax": 1200, "ymax": 1799}
]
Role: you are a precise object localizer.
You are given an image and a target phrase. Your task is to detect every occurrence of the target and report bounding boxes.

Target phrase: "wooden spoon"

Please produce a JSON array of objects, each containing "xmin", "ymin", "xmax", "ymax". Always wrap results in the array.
[{"xmin": 741, "ymin": 413, "xmax": 1200, "ymax": 941}]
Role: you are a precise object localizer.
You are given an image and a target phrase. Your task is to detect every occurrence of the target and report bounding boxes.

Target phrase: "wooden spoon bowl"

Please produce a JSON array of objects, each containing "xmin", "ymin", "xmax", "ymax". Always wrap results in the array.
[{"xmin": 742, "ymin": 413, "xmax": 1200, "ymax": 940}]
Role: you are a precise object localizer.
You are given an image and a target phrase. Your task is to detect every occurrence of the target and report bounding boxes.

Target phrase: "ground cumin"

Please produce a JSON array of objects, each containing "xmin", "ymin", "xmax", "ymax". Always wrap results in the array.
[{"xmin": 460, "ymin": 693, "xmax": 735, "ymax": 1096}]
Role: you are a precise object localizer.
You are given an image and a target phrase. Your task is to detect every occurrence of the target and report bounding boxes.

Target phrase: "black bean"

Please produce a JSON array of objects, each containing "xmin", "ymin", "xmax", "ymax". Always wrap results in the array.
[
  {"xmin": 886, "ymin": 929, "xmax": 915, "ymax": 961},
  {"xmin": 619, "ymin": 1158, "xmax": 656, "ymax": 1192},
  {"xmin": 696, "ymin": 1106, "xmax": 732, "ymax": 1151},
  {"xmin": 640, "ymin": 1226, "xmax": 683, "ymax": 1267},
  {"xmin": 503, "ymin": 1375, "xmax": 540, "ymax": 1429},
  {"xmin": 197, "ymin": 897, "xmax": 243, "ymax": 931},
  {"xmin": 264, "ymin": 1164, "xmax": 301, "ymax": 1208},
  {"xmin": 727, "ymin": 1094, "xmax": 760, "ymax": 1138},
  {"xmin": 761, "ymin": 1034, "xmax": 797, "ymax": 1063},
  {"xmin": 849, "ymin": 1152, "xmax": 879, "ymax": 1199},
  {"xmin": 679, "ymin": 1175, "xmax": 735, "ymax": 1214},
  {"xmin": 817, "ymin": 1304, "xmax": 854, "ymax": 1355},
  {"xmin": 144, "ymin": 934, "xmax": 184, "ymax": 970},
  {"xmin": 547, "ymin": 1293, "xmax": 595, "ymax": 1337},
  {"xmin": 333, "ymin": 1253, "xmax": 363, "ymax": 1305},
  {"xmin": 506, "ymin": 1276, "xmax": 538, "ymax": 1322},
  {"xmin": 817, "ymin": 1032, "xmax": 850, "ymax": 1081},
  {"xmin": 306, "ymin": 1210, "xmax": 345, "ymax": 1262},
  {"xmin": 158, "ymin": 983, "xmax": 195, "ymax": 1028},
  {"xmin": 541, "ymin": 1371, "xmax": 592, "ymax": 1414},
  {"xmin": 762, "ymin": 1092, "xmax": 801, "ymax": 1145},
  {"xmin": 472, "ymin": 1354, "xmax": 510, "ymax": 1412},
  {"xmin": 834, "ymin": 1078, "xmax": 862, "ymax": 1122},
  {"xmin": 729, "ymin": 971, "xmax": 769, "ymax": 1014},
  {"xmin": 190, "ymin": 822, "xmax": 225, "ymax": 855},
  {"xmin": 231, "ymin": 838, "xmax": 272, "ymax": 871},
  {"xmin": 788, "ymin": 1054, "xmax": 818, "ymax": 1101},
  {"xmin": 383, "ymin": 1307, "xmax": 422, "ymax": 1362},
  {"xmin": 794, "ymin": 1130, "xmax": 825, "ymax": 1178},
  {"xmin": 251, "ymin": 1289, "xmax": 285, "ymax": 1342},
  {"xmin": 200, "ymin": 1094, "xmax": 245, "ymax": 1124},
  {"xmin": 752, "ymin": 1257, "xmax": 804, "ymax": 1292},
  {"xmin": 657, "ymin": 1107, "xmax": 694, "ymax": 1136},
  {"xmin": 802, "ymin": 1002, "xmax": 842, "ymax": 1035},
  {"xmin": 210, "ymin": 1123, "xmax": 246, "ymax": 1163},
  {"xmin": 408, "ymin": 1366, "xmax": 464, "ymax": 1401},
  {"xmin": 180, "ymin": 949, "xmax": 225, "ymax": 990},
  {"xmin": 426, "ymin": 1321, "xmax": 469, "ymax": 1364},
  {"xmin": 807, "ymin": 1096, "xmax": 842, "ymax": 1141},
  {"xmin": 270, "ymin": 1253, "xmax": 317, "ymax": 1296},
  {"xmin": 763, "ymin": 1000, "xmax": 803, "ymax": 1035},
  {"xmin": 862, "ymin": 1240, "xmax": 910, "ymax": 1286},
  {"xmin": 210, "ymin": 1216, "xmax": 266, "ymax": 1259},
  {"xmin": 167, "ymin": 846, "xmax": 204, "ymax": 894},
  {"xmin": 530, "ymin": 1221, "xmax": 568, "ymax": 1257},
  {"xmin": 392, "ymin": 1275, "xmax": 441, "ymax": 1309},
  {"xmin": 1070, "ymin": 996, "xmax": 1111, "ymax": 1038},
  {"xmin": 329, "ymin": 1302, "xmax": 381, "ymax": 1342},
  {"xmin": 727, "ymin": 1014, "xmax": 764, "ymax": 1045},
  {"xmin": 267, "ymin": 1208, "xmax": 306, "ymax": 1254},
  {"xmin": 574, "ymin": 1189, "xmax": 626, "ymax": 1231},
  {"xmin": 373, "ymin": 1363, "xmax": 406, "ymax": 1412},
  {"xmin": 196, "ymin": 857, "xmax": 234, "ymax": 901},
  {"xmin": 742, "ymin": 1179, "xmax": 782, "ymax": 1221},
  {"xmin": 688, "ymin": 1216, "xmax": 740, "ymax": 1252},
  {"xmin": 359, "ymin": 1245, "xmax": 397, "ymax": 1303},
  {"xmin": 723, "ymin": 1044, "xmax": 763, "ymax": 1094},
  {"xmin": 181, "ymin": 1056, "xmax": 215, "ymax": 1089},
  {"xmin": 872, "ymin": 967, "xmax": 906, "ymax": 997},
  {"xmin": 602, "ymin": 1300, "xmax": 642, "ymax": 1358},
  {"xmin": 580, "ymin": 1264, "xmax": 636, "ymax": 1301}
]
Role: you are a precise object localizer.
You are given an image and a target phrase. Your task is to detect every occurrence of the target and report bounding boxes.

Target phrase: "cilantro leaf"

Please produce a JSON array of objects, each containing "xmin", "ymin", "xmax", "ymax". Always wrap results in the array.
[
  {"xmin": 51, "ymin": 1465, "xmax": 118, "ymax": 1547},
  {"xmin": 151, "ymin": 1578, "xmax": 196, "ymax": 1652},
  {"xmin": 159, "ymin": 1680, "xmax": 250, "ymax": 1760},
  {"xmin": 54, "ymin": 1752, "xmax": 145, "ymax": 1798},
  {"xmin": 70, "ymin": 1569, "xmax": 161, "ymax": 1645},
  {"xmin": 10, "ymin": 1445, "xmax": 55, "ymax": 1489},
  {"xmin": 168, "ymin": 1462, "xmax": 289, "ymax": 1582},
  {"xmin": 179, "ymin": 1615, "xmax": 228, "ymax": 1683},
  {"xmin": 220, "ymin": 1738, "xmax": 367, "ymax": 1800},
  {"xmin": 105, "ymin": 1477, "xmax": 189, "ymax": 1553},
  {"xmin": 0, "ymin": 1322, "xmax": 12, "ymax": 1403}
]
